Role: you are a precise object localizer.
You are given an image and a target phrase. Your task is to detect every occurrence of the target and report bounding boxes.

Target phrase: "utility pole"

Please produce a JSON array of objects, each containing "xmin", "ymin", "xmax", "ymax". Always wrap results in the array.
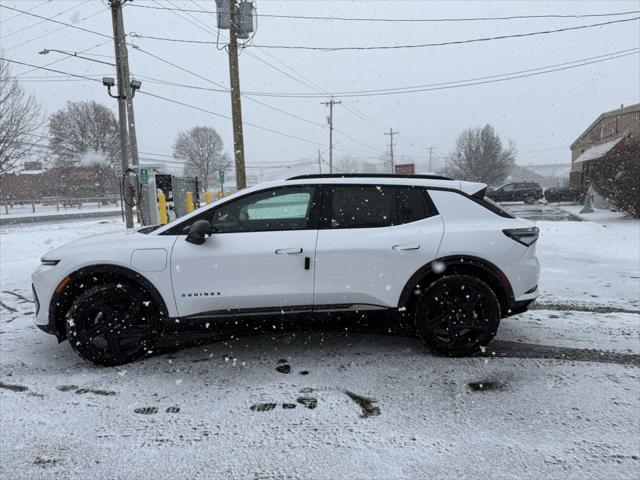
[
  {"xmin": 317, "ymin": 149, "xmax": 322, "ymax": 174},
  {"xmin": 227, "ymin": 0, "xmax": 247, "ymax": 190},
  {"xmin": 428, "ymin": 147, "xmax": 434, "ymax": 172},
  {"xmin": 109, "ymin": 0, "xmax": 133, "ymax": 228},
  {"xmin": 116, "ymin": 2, "xmax": 143, "ymax": 223},
  {"xmin": 385, "ymin": 128, "xmax": 399, "ymax": 174},
  {"xmin": 321, "ymin": 98, "xmax": 341, "ymax": 173}
]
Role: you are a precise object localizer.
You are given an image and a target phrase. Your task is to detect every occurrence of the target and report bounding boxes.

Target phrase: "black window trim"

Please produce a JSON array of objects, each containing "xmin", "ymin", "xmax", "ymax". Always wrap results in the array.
[
  {"xmin": 317, "ymin": 183, "xmax": 439, "ymax": 230},
  {"xmin": 161, "ymin": 184, "xmax": 322, "ymax": 235}
]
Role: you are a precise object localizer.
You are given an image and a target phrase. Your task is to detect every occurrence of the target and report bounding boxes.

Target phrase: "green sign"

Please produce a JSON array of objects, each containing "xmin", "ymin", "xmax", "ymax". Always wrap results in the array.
[
  {"xmin": 219, "ymin": 170, "xmax": 225, "ymax": 184},
  {"xmin": 140, "ymin": 168, "xmax": 149, "ymax": 185}
]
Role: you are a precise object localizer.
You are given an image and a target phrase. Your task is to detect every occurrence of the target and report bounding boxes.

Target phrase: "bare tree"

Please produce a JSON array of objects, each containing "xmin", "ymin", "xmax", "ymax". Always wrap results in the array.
[
  {"xmin": 48, "ymin": 100, "xmax": 120, "ymax": 168},
  {"xmin": 0, "ymin": 58, "xmax": 43, "ymax": 176},
  {"xmin": 446, "ymin": 124, "xmax": 516, "ymax": 185},
  {"xmin": 173, "ymin": 126, "xmax": 229, "ymax": 191}
]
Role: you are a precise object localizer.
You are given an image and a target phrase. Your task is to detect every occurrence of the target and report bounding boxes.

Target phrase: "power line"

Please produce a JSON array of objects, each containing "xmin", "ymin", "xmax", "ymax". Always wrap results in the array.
[
  {"xmin": 126, "ymin": 16, "xmax": 640, "ymax": 50},
  {"xmin": 6, "ymin": 48, "xmax": 635, "ymax": 100},
  {"xmin": 239, "ymin": 49, "xmax": 640, "ymax": 98},
  {"xmin": 254, "ymin": 16, "xmax": 640, "ymax": 51},
  {"xmin": 129, "ymin": 8, "xmax": 381, "ymax": 157},
  {"xmin": 0, "ymin": 5, "xmax": 112, "ymax": 40},
  {"xmin": 0, "ymin": 0, "xmax": 51, "ymax": 26},
  {"xmin": 126, "ymin": 4, "xmax": 640, "ymax": 23},
  {"xmin": 0, "ymin": 0, "xmax": 91, "ymax": 40},
  {"xmin": 162, "ymin": 0, "xmax": 386, "ymax": 155}
]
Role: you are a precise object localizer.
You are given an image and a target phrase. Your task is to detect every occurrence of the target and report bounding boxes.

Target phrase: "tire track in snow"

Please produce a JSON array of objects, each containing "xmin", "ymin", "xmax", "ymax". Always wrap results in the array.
[{"xmin": 486, "ymin": 341, "xmax": 640, "ymax": 366}]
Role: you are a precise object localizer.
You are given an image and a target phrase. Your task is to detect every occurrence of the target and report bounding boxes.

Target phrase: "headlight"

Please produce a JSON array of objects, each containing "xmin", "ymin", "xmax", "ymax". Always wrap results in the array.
[{"xmin": 40, "ymin": 258, "xmax": 60, "ymax": 266}]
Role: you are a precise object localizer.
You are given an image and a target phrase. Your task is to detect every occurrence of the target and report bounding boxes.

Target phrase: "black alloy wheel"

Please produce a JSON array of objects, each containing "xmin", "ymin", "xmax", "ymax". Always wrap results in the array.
[
  {"xmin": 66, "ymin": 283, "xmax": 160, "ymax": 366},
  {"xmin": 415, "ymin": 275, "xmax": 500, "ymax": 356}
]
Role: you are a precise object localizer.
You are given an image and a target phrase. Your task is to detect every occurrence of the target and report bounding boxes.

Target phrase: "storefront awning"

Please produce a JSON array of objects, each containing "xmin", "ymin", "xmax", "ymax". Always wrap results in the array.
[{"xmin": 574, "ymin": 137, "xmax": 623, "ymax": 163}]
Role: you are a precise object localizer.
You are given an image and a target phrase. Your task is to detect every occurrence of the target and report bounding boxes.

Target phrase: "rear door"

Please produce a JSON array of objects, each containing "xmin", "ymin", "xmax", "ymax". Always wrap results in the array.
[{"xmin": 313, "ymin": 185, "xmax": 444, "ymax": 310}]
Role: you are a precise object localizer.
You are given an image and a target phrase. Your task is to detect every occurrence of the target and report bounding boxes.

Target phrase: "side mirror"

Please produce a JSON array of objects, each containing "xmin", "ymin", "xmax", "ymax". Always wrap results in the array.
[{"xmin": 185, "ymin": 220, "xmax": 212, "ymax": 245}]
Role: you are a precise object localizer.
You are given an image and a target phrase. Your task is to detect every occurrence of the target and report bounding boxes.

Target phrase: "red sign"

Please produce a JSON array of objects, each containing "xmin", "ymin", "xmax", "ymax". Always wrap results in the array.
[{"xmin": 394, "ymin": 163, "xmax": 415, "ymax": 175}]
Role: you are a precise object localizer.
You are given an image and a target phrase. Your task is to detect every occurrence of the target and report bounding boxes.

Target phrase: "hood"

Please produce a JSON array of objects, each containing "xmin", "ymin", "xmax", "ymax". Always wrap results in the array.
[{"xmin": 41, "ymin": 228, "xmax": 142, "ymax": 261}]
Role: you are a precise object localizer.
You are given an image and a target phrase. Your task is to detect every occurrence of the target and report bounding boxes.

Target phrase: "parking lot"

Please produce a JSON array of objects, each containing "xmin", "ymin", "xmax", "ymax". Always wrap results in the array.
[{"xmin": 500, "ymin": 202, "xmax": 582, "ymax": 222}]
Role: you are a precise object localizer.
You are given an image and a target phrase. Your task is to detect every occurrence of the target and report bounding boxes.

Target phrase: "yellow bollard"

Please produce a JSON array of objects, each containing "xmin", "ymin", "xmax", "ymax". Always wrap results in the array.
[
  {"xmin": 186, "ymin": 191, "xmax": 194, "ymax": 213},
  {"xmin": 216, "ymin": 191, "xmax": 223, "ymax": 199},
  {"xmin": 205, "ymin": 191, "xmax": 213, "ymax": 204},
  {"xmin": 158, "ymin": 193, "xmax": 168, "ymax": 225}
]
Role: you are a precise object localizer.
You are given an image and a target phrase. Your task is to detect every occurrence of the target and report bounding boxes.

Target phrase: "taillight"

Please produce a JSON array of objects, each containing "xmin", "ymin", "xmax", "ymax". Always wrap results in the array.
[{"xmin": 503, "ymin": 227, "xmax": 539, "ymax": 246}]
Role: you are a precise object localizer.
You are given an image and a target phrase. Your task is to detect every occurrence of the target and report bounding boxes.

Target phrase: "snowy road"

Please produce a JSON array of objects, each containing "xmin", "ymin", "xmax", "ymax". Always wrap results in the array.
[{"xmin": 1, "ymin": 216, "xmax": 639, "ymax": 479}]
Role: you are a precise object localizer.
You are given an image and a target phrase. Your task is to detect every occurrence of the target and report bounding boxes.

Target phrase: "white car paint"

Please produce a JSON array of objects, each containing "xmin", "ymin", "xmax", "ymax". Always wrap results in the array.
[{"xmin": 32, "ymin": 176, "xmax": 540, "ymax": 333}]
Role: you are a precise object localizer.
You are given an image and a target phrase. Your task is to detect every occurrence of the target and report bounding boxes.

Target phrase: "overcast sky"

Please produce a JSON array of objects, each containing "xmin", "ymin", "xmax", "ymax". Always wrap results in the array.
[{"xmin": 1, "ymin": 0, "xmax": 639, "ymax": 181}]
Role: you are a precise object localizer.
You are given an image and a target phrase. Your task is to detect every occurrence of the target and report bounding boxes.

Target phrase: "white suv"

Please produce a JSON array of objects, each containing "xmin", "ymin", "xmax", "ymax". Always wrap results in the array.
[{"xmin": 32, "ymin": 174, "xmax": 540, "ymax": 365}]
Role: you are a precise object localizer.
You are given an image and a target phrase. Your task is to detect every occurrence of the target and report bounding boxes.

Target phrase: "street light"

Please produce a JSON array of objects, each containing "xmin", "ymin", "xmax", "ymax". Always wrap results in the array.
[{"xmin": 38, "ymin": 48, "xmax": 116, "ymax": 67}]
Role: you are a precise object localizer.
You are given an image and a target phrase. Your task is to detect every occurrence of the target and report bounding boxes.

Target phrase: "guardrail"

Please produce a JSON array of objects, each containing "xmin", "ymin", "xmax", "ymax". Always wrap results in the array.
[{"xmin": 0, "ymin": 196, "xmax": 120, "ymax": 215}]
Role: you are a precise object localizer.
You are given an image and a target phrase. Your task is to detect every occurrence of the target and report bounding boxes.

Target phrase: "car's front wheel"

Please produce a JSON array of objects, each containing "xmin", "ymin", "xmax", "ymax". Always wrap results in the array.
[
  {"xmin": 415, "ymin": 275, "xmax": 500, "ymax": 356},
  {"xmin": 66, "ymin": 283, "xmax": 161, "ymax": 366}
]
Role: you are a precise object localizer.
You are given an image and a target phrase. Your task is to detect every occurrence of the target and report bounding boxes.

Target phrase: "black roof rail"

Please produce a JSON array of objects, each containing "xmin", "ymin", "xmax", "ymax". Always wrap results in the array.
[{"xmin": 287, "ymin": 173, "xmax": 453, "ymax": 181}]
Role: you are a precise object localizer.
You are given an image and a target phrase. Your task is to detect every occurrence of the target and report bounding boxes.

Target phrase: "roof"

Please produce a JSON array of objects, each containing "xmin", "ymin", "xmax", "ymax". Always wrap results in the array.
[
  {"xmin": 288, "ymin": 173, "xmax": 452, "ymax": 181},
  {"xmin": 571, "ymin": 103, "xmax": 640, "ymax": 149},
  {"xmin": 574, "ymin": 137, "xmax": 624, "ymax": 163}
]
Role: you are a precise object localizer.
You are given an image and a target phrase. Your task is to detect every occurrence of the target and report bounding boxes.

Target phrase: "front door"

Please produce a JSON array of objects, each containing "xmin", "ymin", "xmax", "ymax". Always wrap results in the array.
[{"xmin": 170, "ymin": 186, "xmax": 319, "ymax": 318}]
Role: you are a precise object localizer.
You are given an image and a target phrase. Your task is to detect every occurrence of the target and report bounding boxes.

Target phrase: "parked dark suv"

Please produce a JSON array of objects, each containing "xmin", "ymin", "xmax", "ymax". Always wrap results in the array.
[
  {"xmin": 486, "ymin": 182, "xmax": 543, "ymax": 204},
  {"xmin": 544, "ymin": 186, "xmax": 585, "ymax": 203}
]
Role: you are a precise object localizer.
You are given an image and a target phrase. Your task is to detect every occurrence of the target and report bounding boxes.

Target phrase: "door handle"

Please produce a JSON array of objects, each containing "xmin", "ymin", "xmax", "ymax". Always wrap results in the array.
[
  {"xmin": 275, "ymin": 248, "xmax": 303, "ymax": 255},
  {"xmin": 392, "ymin": 243, "xmax": 420, "ymax": 251}
]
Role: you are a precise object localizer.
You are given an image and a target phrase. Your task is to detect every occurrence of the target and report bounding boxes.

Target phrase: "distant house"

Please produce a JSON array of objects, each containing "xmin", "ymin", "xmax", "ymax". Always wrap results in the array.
[{"xmin": 570, "ymin": 103, "xmax": 640, "ymax": 189}]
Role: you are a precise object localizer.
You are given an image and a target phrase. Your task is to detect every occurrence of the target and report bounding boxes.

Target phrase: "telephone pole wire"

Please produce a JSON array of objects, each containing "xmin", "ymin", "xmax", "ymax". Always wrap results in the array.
[
  {"xmin": 109, "ymin": 0, "xmax": 133, "ymax": 228},
  {"xmin": 385, "ymin": 128, "xmax": 399, "ymax": 173},
  {"xmin": 321, "ymin": 98, "xmax": 341, "ymax": 173},
  {"xmin": 228, "ymin": 0, "xmax": 247, "ymax": 190}
]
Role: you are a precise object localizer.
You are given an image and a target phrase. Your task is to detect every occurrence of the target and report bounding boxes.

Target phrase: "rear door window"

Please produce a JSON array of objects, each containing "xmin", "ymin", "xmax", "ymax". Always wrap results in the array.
[
  {"xmin": 323, "ymin": 185, "xmax": 437, "ymax": 229},
  {"xmin": 327, "ymin": 185, "xmax": 395, "ymax": 229}
]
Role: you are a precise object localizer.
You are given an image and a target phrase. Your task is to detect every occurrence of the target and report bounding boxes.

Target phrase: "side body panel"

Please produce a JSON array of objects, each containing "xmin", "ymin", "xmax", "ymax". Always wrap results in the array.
[
  {"xmin": 32, "ymin": 232, "xmax": 179, "ymax": 328},
  {"xmin": 428, "ymin": 190, "xmax": 540, "ymax": 300},
  {"xmin": 313, "ymin": 216, "xmax": 444, "ymax": 308}
]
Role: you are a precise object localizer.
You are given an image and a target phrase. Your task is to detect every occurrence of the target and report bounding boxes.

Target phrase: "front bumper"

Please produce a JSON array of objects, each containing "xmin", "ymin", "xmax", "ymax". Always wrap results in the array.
[{"xmin": 31, "ymin": 260, "xmax": 74, "ymax": 337}]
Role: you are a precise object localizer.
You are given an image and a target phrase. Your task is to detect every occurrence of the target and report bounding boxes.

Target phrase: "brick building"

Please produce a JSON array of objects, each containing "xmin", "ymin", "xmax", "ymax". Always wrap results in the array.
[{"xmin": 570, "ymin": 103, "xmax": 640, "ymax": 188}]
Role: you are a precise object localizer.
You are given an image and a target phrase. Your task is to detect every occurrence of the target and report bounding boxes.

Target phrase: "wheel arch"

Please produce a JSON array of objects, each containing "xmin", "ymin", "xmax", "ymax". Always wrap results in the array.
[
  {"xmin": 49, "ymin": 264, "xmax": 169, "ymax": 341},
  {"xmin": 398, "ymin": 255, "xmax": 515, "ymax": 318}
]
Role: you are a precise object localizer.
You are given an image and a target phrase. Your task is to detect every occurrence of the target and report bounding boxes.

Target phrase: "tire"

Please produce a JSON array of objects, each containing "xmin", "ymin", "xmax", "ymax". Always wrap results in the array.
[
  {"xmin": 66, "ymin": 282, "xmax": 161, "ymax": 366},
  {"xmin": 524, "ymin": 196, "xmax": 536, "ymax": 205},
  {"xmin": 414, "ymin": 275, "xmax": 500, "ymax": 356}
]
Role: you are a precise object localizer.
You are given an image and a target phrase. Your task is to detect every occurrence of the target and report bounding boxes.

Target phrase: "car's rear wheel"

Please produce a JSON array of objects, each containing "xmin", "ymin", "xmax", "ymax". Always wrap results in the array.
[
  {"xmin": 524, "ymin": 196, "xmax": 536, "ymax": 204},
  {"xmin": 414, "ymin": 275, "xmax": 500, "ymax": 356},
  {"xmin": 66, "ymin": 283, "xmax": 161, "ymax": 366}
]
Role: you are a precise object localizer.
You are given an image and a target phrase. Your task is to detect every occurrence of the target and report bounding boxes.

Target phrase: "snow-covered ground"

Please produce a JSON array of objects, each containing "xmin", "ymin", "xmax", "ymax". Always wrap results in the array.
[{"xmin": 1, "ymin": 215, "xmax": 639, "ymax": 479}]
